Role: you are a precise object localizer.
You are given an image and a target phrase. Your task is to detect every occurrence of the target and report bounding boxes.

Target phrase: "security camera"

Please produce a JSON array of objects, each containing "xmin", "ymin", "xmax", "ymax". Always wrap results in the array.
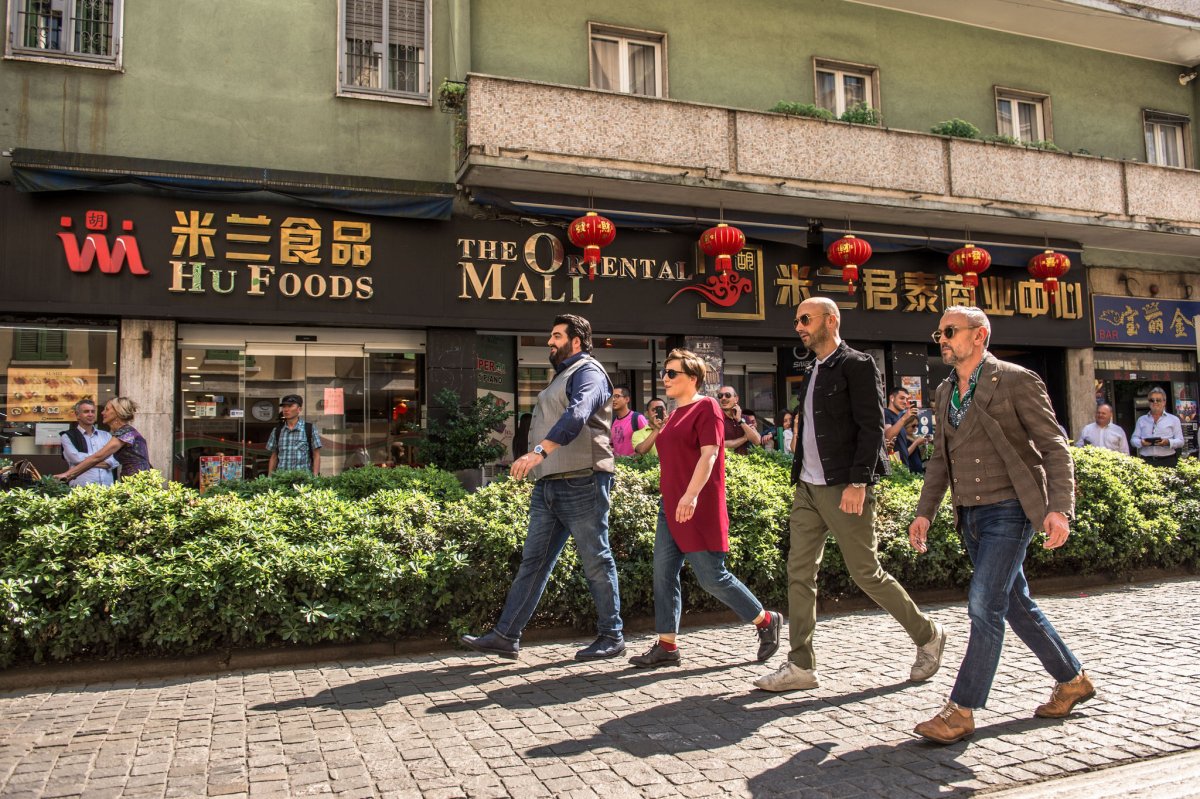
[{"xmin": 1181, "ymin": 71, "xmax": 1198, "ymax": 86}]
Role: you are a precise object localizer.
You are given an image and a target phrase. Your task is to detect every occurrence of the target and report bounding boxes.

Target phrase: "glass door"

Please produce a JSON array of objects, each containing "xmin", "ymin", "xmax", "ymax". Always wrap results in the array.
[{"xmin": 177, "ymin": 346, "xmax": 248, "ymax": 487}]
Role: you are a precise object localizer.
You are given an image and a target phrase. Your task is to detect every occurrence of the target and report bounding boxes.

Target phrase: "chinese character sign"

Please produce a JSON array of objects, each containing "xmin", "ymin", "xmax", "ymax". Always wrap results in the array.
[{"xmin": 1093, "ymin": 296, "xmax": 1200, "ymax": 348}]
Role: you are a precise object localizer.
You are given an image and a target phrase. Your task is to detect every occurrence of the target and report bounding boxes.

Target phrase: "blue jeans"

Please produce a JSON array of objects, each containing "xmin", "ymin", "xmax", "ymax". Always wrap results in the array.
[
  {"xmin": 493, "ymin": 472, "xmax": 622, "ymax": 641},
  {"xmin": 950, "ymin": 500, "xmax": 1082, "ymax": 709},
  {"xmin": 653, "ymin": 506, "xmax": 763, "ymax": 634}
]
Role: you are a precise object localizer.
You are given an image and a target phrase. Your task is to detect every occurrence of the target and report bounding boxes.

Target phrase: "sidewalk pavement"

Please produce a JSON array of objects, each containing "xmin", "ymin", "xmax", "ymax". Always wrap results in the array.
[{"xmin": 1, "ymin": 577, "xmax": 1198, "ymax": 798}]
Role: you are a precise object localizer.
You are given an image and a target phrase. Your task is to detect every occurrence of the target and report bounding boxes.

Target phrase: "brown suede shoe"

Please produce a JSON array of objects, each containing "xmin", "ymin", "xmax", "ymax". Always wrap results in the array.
[
  {"xmin": 914, "ymin": 701, "xmax": 975, "ymax": 745},
  {"xmin": 1035, "ymin": 670, "xmax": 1095, "ymax": 718}
]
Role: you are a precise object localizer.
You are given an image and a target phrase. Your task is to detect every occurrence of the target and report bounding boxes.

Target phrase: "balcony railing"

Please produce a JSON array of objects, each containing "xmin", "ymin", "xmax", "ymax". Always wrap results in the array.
[{"xmin": 463, "ymin": 75, "xmax": 1200, "ymax": 245}]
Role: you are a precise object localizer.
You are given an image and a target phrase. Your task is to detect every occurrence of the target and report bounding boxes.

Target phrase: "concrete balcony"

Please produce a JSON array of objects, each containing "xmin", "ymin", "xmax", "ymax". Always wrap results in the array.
[{"xmin": 461, "ymin": 74, "xmax": 1200, "ymax": 257}]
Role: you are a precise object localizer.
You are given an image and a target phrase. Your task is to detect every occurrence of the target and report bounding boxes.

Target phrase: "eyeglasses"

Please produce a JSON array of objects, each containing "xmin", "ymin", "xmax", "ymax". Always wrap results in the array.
[
  {"xmin": 717, "ymin": 392, "xmax": 735, "ymax": 399},
  {"xmin": 661, "ymin": 369, "xmax": 685, "ymax": 380},
  {"xmin": 931, "ymin": 324, "xmax": 981, "ymax": 343},
  {"xmin": 794, "ymin": 312, "xmax": 830, "ymax": 327},
  {"xmin": 1149, "ymin": 398, "xmax": 1165, "ymax": 403}
]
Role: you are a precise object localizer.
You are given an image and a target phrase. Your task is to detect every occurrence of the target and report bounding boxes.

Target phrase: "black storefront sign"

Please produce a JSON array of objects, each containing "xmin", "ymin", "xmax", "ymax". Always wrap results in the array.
[{"xmin": 1, "ymin": 189, "xmax": 1091, "ymax": 347}]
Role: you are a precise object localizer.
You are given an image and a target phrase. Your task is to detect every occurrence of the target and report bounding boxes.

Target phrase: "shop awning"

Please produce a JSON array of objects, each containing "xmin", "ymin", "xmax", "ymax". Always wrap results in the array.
[{"xmin": 11, "ymin": 149, "xmax": 455, "ymax": 220}]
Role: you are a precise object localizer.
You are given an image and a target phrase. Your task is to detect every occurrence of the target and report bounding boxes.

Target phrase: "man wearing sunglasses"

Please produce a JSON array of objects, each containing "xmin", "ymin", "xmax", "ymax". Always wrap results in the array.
[
  {"xmin": 717, "ymin": 386, "xmax": 761, "ymax": 455},
  {"xmin": 1131, "ymin": 387, "xmax": 1183, "ymax": 467},
  {"xmin": 460, "ymin": 313, "xmax": 625, "ymax": 662},
  {"xmin": 908, "ymin": 306, "xmax": 1092, "ymax": 745},
  {"xmin": 755, "ymin": 297, "xmax": 945, "ymax": 694}
]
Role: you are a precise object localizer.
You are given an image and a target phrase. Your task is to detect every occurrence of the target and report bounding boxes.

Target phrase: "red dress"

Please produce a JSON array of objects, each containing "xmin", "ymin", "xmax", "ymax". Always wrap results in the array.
[{"xmin": 656, "ymin": 396, "xmax": 729, "ymax": 553}]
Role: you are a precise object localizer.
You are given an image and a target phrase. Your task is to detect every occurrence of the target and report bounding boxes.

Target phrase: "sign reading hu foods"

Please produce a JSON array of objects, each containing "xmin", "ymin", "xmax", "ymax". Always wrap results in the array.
[{"xmin": 2, "ymin": 189, "xmax": 1090, "ymax": 346}]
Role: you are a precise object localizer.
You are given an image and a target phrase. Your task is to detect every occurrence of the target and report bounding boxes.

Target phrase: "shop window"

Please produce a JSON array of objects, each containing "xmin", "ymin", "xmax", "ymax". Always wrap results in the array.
[
  {"xmin": 7, "ymin": 0, "xmax": 122, "ymax": 67},
  {"xmin": 1144, "ymin": 110, "xmax": 1190, "ymax": 168},
  {"xmin": 814, "ymin": 59, "xmax": 879, "ymax": 117},
  {"xmin": 589, "ymin": 24, "xmax": 665, "ymax": 97},
  {"xmin": 339, "ymin": 0, "xmax": 428, "ymax": 101},
  {"xmin": 1, "ymin": 325, "xmax": 118, "ymax": 459},
  {"xmin": 995, "ymin": 87, "xmax": 1051, "ymax": 143},
  {"xmin": 175, "ymin": 336, "xmax": 424, "ymax": 488}
]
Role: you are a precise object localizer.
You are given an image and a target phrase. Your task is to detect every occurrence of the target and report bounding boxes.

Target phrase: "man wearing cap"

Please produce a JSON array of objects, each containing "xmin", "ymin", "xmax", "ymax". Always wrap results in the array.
[{"xmin": 267, "ymin": 394, "xmax": 321, "ymax": 475}]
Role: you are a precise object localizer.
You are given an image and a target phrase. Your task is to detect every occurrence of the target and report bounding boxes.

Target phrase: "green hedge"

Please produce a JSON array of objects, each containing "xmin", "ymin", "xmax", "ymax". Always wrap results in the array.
[{"xmin": 0, "ymin": 449, "xmax": 1196, "ymax": 668}]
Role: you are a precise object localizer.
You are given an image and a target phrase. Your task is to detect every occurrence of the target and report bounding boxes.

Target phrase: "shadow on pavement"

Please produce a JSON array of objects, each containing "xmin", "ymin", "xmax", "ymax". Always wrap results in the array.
[
  {"xmin": 745, "ymin": 714, "xmax": 1063, "ymax": 798},
  {"xmin": 523, "ymin": 682, "xmax": 914, "ymax": 759}
]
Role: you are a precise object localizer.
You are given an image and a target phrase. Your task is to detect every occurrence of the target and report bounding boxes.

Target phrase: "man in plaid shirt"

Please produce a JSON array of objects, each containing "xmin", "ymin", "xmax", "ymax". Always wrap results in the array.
[{"xmin": 267, "ymin": 394, "xmax": 321, "ymax": 474}]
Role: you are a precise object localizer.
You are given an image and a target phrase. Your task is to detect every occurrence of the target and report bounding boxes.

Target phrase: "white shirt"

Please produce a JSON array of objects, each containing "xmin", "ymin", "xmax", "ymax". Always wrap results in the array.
[
  {"xmin": 1075, "ymin": 422, "xmax": 1129, "ymax": 455},
  {"xmin": 1131, "ymin": 412, "xmax": 1184, "ymax": 457},
  {"xmin": 800, "ymin": 352, "xmax": 833, "ymax": 485},
  {"xmin": 60, "ymin": 426, "xmax": 118, "ymax": 487}
]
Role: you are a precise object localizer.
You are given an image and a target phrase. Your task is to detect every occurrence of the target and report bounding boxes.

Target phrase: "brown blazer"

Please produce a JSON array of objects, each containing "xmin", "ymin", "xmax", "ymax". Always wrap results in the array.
[{"xmin": 916, "ymin": 353, "xmax": 1074, "ymax": 531}]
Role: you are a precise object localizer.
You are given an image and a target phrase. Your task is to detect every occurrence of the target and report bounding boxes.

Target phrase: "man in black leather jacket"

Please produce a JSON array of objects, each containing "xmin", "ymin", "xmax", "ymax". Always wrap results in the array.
[{"xmin": 754, "ymin": 297, "xmax": 946, "ymax": 693}]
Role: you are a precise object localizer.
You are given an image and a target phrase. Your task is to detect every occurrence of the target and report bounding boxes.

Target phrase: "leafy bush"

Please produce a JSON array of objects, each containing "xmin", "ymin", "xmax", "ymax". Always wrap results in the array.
[
  {"xmin": 839, "ymin": 102, "xmax": 881, "ymax": 126},
  {"xmin": 770, "ymin": 101, "xmax": 835, "ymax": 121},
  {"xmin": 1025, "ymin": 139, "xmax": 1061, "ymax": 152},
  {"xmin": 983, "ymin": 134, "xmax": 1020, "ymax": 145},
  {"xmin": 415, "ymin": 388, "xmax": 512, "ymax": 471},
  {"xmin": 0, "ymin": 451, "xmax": 1195, "ymax": 669},
  {"xmin": 931, "ymin": 119, "xmax": 981, "ymax": 139}
]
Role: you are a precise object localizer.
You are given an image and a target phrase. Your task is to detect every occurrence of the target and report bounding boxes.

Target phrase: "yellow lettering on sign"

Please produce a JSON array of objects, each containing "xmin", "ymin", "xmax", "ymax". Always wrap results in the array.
[
  {"xmin": 977, "ymin": 276, "xmax": 1016, "ymax": 317},
  {"xmin": 459, "ymin": 262, "xmax": 506, "ymax": 300},
  {"xmin": 171, "ymin": 211, "xmax": 217, "ymax": 258},
  {"xmin": 1016, "ymin": 279, "xmax": 1051, "ymax": 318},
  {"xmin": 860, "ymin": 269, "xmax": 898, "ymax": 311},
  {"xmin": 332, "ymin": 221, "xmax": 372, "ymax": 267},
  {"xmin": 902, "ymin": 272, "xmax": 940, "ymax": 313},
  {"xmin": 280, "ymin": 218, "xmax": 322, "ymax": 265}
]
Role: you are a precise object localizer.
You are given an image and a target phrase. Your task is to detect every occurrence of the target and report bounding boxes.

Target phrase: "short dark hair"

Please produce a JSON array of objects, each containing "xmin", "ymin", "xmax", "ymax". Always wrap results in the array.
[
  {"xmin": 647, "ymin": 396, "xmax": 666, "ymax": 408},
  {"xmin": 613, "ymin": 385, "xmax": 631, "ymax": 399},
  {"xmin": 553, "ymin": 314, "xmax": 593, "ymax": 353},
  {"xmin": 888, "ymin": 388, "xmax": 909, "ymax": 401}
]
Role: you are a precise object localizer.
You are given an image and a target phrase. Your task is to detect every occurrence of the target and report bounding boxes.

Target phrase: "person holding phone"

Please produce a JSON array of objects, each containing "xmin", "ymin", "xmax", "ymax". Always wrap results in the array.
[
  {"xmin": 717, "ymin": 387, "xmax": 761, "ymax": 455},
  {"xmin": 628, "ymin": 350, "xmax": 781, "ymax": 668},
  {"xmin": 1132, "ymin": 387, "xmax": 1184, "ymax": 467},
  {"xmin": 632, "ymin": 397, "xmax": 668, "ymax": 456}
]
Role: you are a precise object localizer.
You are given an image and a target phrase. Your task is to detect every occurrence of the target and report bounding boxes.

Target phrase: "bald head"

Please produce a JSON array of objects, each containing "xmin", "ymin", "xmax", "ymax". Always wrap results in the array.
[{"xmin": 794, "ymin": 296, "xmax": 842, "ymax": 357}]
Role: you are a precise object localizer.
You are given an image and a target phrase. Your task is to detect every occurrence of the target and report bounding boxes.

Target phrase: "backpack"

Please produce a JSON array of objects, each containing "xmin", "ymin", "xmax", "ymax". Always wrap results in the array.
[
  {"xmin": 631, "ymin": 412, "xmax": 647, "ymax": 431},
  {"xmin": 273, "ymin": 419, "xmax": 317, "ymax": 472}
]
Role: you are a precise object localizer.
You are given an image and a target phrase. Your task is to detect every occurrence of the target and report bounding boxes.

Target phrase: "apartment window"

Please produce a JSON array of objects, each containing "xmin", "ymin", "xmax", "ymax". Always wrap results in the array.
[
  {"xmin": 1144, "ymin": 111, "xmax": 1190, "ymax": 168},
  {"xmin": 589, "ymin": 25, "xmax": 665, "ymax": 97},
  {"xmin": 340, "ymin": 0, "xmax": 429, "ymax": 101},
  {"xmin": 995, "ymin": 88, "xmax": 1051, "ymax": 143},
  {"xmin": 814, "ymin": 60, "xmax": 878, "ymax": 116},
  {"xmin": 12, "ymin": 329, "xmax": 67, "ymax": 362},
  {"xmin": 7, "ymin": 0, "xmax": 121, "ymax": 65}
]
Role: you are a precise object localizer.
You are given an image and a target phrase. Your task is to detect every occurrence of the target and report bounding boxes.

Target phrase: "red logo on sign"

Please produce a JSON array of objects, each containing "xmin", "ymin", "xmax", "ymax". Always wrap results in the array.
[{"xmin": 58, "ymin": 212, "xmax": 148, "ymax": 275}]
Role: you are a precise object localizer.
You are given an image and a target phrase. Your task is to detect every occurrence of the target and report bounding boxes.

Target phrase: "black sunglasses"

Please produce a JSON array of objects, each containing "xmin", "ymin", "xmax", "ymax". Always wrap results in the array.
[
  {"xmin": 661, "ymin": 369, "xmax": 686, "ymax": 380},
  {"xmin": 931, "ymin": 324, "xmax": 981, "ymax": 343},
  {"xmin": 717, "ymin": 391, "xmax": 735, "ymax": 399},
  {"xmin": 795, "ymin": 312, "xmax": 829, "ymax": 326}
]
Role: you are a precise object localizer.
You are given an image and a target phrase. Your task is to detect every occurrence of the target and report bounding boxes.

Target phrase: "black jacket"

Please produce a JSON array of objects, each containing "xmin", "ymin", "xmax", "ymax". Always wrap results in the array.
[{"xmin": 790, "ymin": 341, "xmax": 890, "ymax": 487}]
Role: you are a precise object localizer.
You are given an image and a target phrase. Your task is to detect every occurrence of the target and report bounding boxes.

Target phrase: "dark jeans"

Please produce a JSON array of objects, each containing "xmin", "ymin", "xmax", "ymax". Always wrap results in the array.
[
  {"xmin": 493, "ymin": 472, "xmax": 622, "ymax": 641},
  {"xmin": 950, "ymin": 499, "xmax": 1082, "ymax": 709}
]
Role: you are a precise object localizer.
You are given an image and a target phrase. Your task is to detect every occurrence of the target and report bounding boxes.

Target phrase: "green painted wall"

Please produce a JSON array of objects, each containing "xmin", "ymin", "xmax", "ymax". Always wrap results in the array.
[
  {"xmin": 0, "ymin": 0, "xmax": 461, "ymax": 182},
  {"xmin": 472, "ymin": 0, "xmax": 1198, "ymax": 163}
]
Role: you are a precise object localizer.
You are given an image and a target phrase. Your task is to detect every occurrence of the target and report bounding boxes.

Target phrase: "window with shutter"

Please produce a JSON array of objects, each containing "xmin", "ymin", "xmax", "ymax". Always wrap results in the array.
[
  {"xmin": 12, "ymin": 329, "xmax": 69, "ymax": 361},
  {"xmin": 340, "ymin": 0, "xmax": 428, "ymax": 100},
  {"xmin": 7, "ymin": 0, "xmax": 122, "ymax": 67}
]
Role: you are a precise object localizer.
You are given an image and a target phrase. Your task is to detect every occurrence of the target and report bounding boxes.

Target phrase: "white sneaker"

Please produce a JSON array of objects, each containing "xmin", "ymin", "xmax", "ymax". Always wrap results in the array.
[
  {"xmin": 753, "ymin": 661, "xmax": 820, "ymax": 692},
  {"xmin": 910, "ymin": 621, "xmax": 947, "ymax": 682}
]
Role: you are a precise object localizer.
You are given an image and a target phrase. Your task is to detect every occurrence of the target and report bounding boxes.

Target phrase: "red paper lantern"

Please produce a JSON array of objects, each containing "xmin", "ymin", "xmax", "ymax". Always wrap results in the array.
[
  {"xmin": 699, "ymin": 223, "xmax": 746, "ymax": 274},
  {"xmin": 1027, "ymin": 249, "xmax": 1071, "ymax": 298},
  {"xmin": 568, "ymin": 212, "xmax": 616, "ymax": 280},
  {"xmin": 826, "ymin": 234, "xmax": 872, "ymax": 293},
  {"xmin": 947, "ymin": 244, "xmax": 992, "ymax": 289}
]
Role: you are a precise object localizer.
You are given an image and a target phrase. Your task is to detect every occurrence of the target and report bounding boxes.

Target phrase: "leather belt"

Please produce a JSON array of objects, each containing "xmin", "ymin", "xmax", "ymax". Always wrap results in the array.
[{"xmin": 540, "ymin": 468, "xmax": 595, "ymax": 481}]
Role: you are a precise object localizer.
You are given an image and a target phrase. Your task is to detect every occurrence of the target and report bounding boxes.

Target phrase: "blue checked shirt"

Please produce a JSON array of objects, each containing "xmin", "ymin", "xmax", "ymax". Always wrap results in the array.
[{"xmin": 266, "ymin": 419, "xmax": 321, "ymax": 471}]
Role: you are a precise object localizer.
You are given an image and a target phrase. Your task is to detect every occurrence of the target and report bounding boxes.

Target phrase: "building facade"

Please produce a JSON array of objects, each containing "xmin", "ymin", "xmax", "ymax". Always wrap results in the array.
[{"xmin": 2, "ymin": 0, "xmax": 1198, "ymax": 484}]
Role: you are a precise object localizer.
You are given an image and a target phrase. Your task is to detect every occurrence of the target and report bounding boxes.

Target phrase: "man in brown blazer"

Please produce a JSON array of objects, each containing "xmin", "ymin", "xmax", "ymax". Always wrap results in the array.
[{"xmin": 907, "ymin": 306, "xmax": 1094, "ymax": 744}]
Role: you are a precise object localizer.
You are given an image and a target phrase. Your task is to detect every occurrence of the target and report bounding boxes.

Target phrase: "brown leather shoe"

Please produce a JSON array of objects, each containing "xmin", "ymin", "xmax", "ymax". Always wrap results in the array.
[
  {"xmin": 1035, "ymin": 670, "xmax": 1095, "ymax": 718},
  {"xmin": 914, "ymin": 701, "xmax": 975, "ymax": 745}
]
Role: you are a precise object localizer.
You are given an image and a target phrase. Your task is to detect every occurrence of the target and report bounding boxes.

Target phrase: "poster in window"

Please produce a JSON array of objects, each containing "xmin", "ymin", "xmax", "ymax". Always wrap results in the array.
[
  {"xmin": 900, "ymin": 375, "xmax": 924, "ymax": 408},
  {"xmin": 5, "ymin": 368, "xmax": 100, "ymax": 422}
]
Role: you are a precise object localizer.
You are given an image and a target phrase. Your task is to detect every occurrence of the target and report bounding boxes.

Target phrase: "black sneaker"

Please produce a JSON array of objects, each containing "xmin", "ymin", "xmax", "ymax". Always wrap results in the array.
[
  {"xmin": 628, "ymin": 641, "xmax": 681, "ymax": 668},
  {"xmin": 575, "ymin": 634, "xmax": 626, "ymax": 661},
  {"xmin": 756, "ymin": 611, "xmax": 782, "ymax": 662}
]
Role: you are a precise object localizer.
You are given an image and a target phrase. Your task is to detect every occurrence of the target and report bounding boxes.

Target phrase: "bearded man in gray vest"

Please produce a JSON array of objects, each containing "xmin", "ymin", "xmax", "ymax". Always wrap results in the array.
[{"xmin": 461, "ymin": 314, "xmax": 625, "ymax": 661}]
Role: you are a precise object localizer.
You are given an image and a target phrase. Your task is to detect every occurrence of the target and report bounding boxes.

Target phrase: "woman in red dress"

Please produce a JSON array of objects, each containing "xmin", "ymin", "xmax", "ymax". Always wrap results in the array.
[{"xmin": 629, "ymin": 349, "xmax": 782, "ymax": 668}]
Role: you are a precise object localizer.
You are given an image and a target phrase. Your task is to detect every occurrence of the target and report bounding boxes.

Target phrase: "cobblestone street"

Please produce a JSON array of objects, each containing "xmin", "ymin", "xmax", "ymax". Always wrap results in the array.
[{"xmin": 2, "ymin": 577, "xmax": 1198, "ymax": 798}]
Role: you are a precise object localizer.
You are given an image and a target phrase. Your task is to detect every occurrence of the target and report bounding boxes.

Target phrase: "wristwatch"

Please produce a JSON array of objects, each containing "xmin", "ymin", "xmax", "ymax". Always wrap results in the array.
[
  {"xmin": 850, "ymin": 482, "xmax": 867, "ymax": 488},
  {"xmin": 532, "ymin": 444, "xmax": 548, "ymax": 459}
]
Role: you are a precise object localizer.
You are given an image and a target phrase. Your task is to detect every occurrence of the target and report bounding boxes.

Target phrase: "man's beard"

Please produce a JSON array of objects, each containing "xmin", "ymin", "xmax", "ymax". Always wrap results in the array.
[{"xmin": 549, "ymin": 345, "xmax": 566, "ymax": 367}]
